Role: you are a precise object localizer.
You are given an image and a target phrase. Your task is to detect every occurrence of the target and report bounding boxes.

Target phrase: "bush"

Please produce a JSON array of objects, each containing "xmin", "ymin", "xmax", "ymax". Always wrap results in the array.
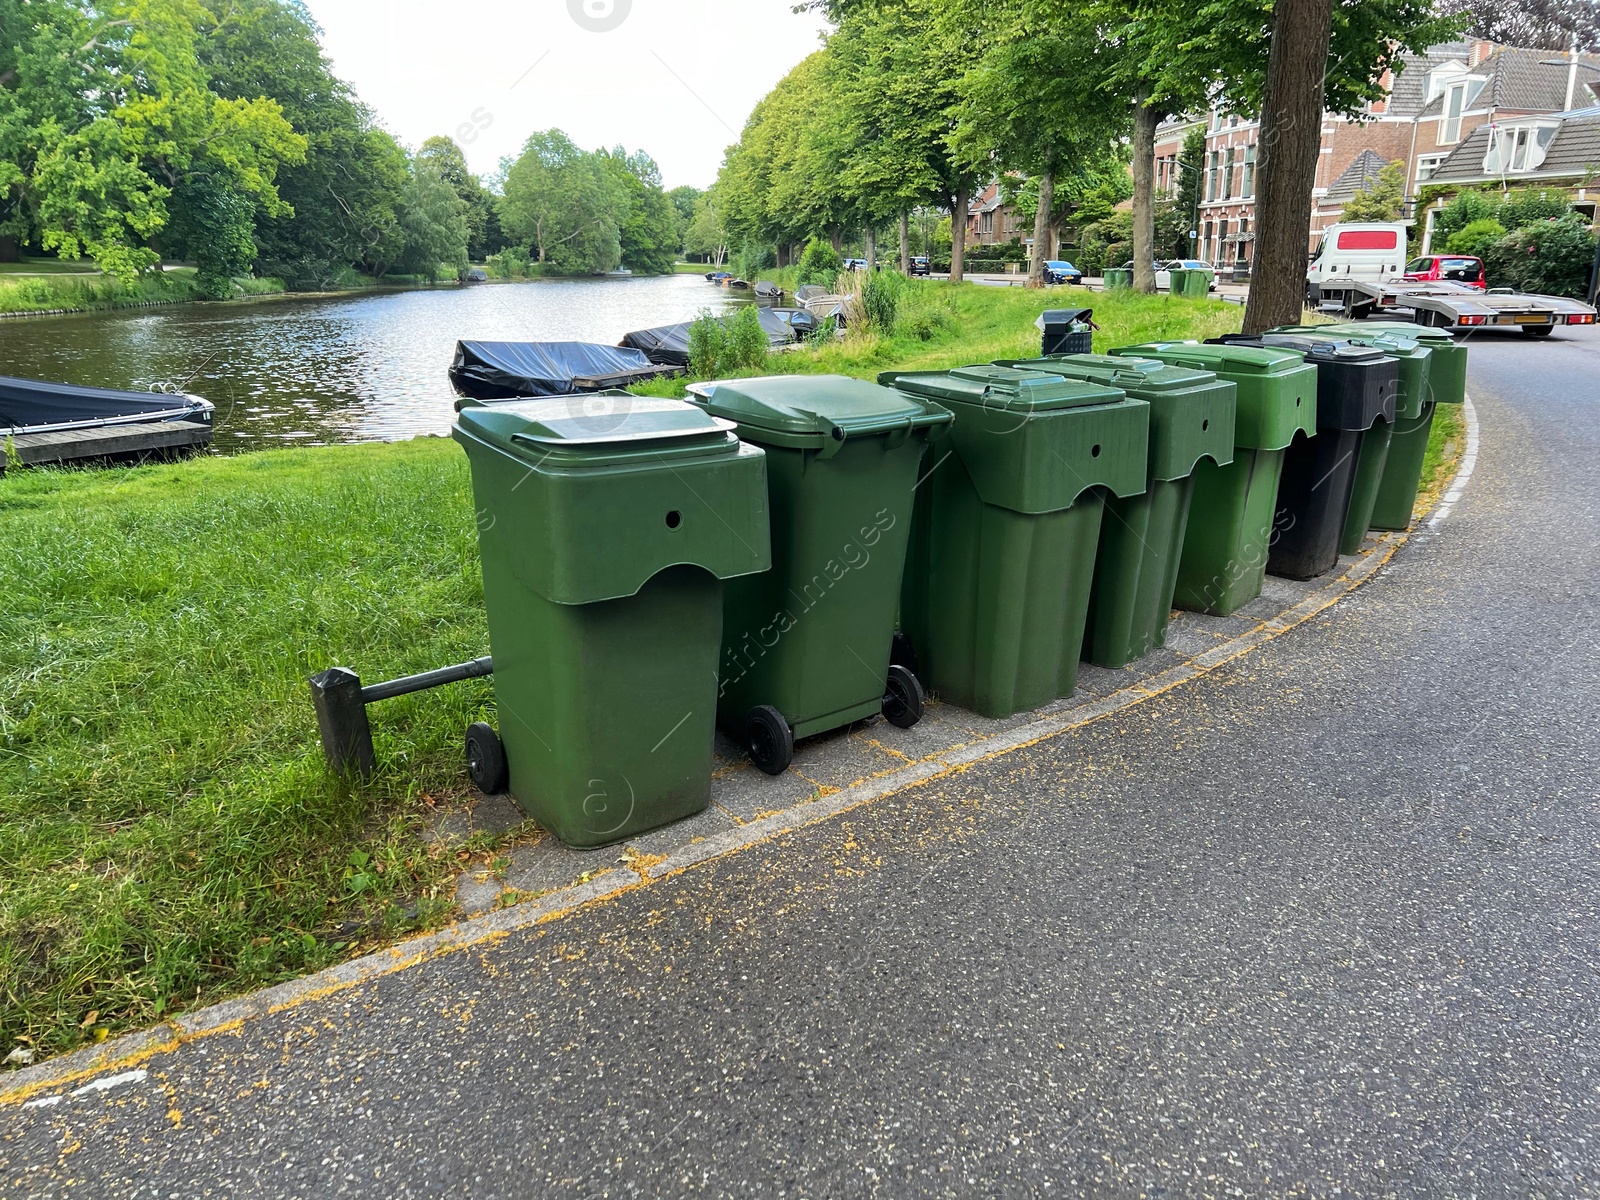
[
  {"xmin": 486, "ymin": 248, "xmax": 530, "ymax": 279},
  {"xmin": 1499, "ymin": 188, "xmax": 1572, "ymax": 230},
  {"xmin": 1431, "ymin": 189, "xmax": 1498, "ymax": 248},
  {"xmin": 725, "ymin": 304, "xmax": 769, "ymax": 372},
  {"xmin": 1482, "ymin": 216, "xmax": 1597, "ymax": 298},
  {"xmin": 687, "ymin": 305, "xmax": 768, "ymax": 378},
  {"xmin": 1444, "ymin": 219, "xmax": 1506, "ymax": 258},
  {"xmin": 860, "ymin": 268, "xmax": 905, "ymax": 334},
  {"xmin": 733, "ymin": 242, "xmax": 775, "ymax": 281},
  {"xmin": 797, "ymin": 237, "xmax": 843, "ymax": 288}
]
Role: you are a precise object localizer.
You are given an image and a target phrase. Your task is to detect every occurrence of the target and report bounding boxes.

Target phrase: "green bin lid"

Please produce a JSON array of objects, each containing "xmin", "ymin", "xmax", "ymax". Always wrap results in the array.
[
  {"xmin": 997, "ymin": 352, "xmax": 1217, "ymax": 395},
  {"xmin": 454, "ymin": 395, "xmax": 736, "ymax": 461},
  {"xmin": 1109, "ymin": 340, "xmax": 1306, "ymax": 376},
  {"xmin": 685, "ymin": 374, "xmax": 948, "ymax": 444},
  {"xmin": 880, "ymin": 364, "xmax": 1123, "ymax": 411}
]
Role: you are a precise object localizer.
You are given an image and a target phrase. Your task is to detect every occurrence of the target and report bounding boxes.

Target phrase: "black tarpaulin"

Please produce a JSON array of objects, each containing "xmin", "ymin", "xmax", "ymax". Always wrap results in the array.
[
  {"xmin": 447, "ymin": 341, "xmax": 662, "ymax": 400},
  {"xmin": 619, "ymin": 309, "xmax": 810, "ymax": 367},
  {"xmin": 0, "ymin": 374, "xmax": 210, "ymax": 434}
]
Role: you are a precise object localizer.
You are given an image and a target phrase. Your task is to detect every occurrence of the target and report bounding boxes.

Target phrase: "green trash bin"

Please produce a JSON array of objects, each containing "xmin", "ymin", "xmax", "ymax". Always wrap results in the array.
[
  {"xmin": 1104, "ymin": 267, "xmax": 1133, "ymax": 290},
  {"xmin": 1316, "ymin": 321, "xmax": 1467, "ymax": 407},
  {"xmin": 995, "ymin": 354, "xmax": 1236, "ymax": 668},
  {"xmin": 453, "ymin": 397, "xmax": 771, "ymax": 847},
  {"xmin": 1181, "ymin": 269, "xmax": 1214, "ymax": 297},
  {"xmin": 881, "ymin": 365, "xmax": 1148, "ymax": 717},
  {"xmin": 1111, "ymin": 341, "xmax": 1317, "ymax": 616},
  {"xmin": 684, "ymin": 375, "xmax": 952, "ymax": 775}
]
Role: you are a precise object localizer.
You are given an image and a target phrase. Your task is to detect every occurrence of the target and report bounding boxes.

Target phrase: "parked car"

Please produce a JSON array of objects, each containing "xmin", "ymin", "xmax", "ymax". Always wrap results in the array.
[
  {"xmin": 1403, "ymin": 254, "xmax": 1485, "ymax": 289},
  {"xmin": 843, "ymin": 257, "xmax": 868, "ymax": 272},
  {"xmin": 1043, "ymin": 259, "xmax": 1083, "ymax": 285},
  {"xmin": 910, "ymin": 256, "xmax": 930, "ymax": 276},
  {"xmin": 1116, "ymin": 259, "xmax": 1218, "ymax": 291}
]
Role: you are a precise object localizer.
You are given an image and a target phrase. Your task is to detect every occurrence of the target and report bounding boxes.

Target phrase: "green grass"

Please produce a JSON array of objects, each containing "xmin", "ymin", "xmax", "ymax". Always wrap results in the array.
[
  {"xmin": 1420, "ymin": 399, "xmax": 1467, "ymax": 510},
  {"xmin": 0, "ymin": 269, "xmax": 288, "ymax": 316},
  {"xmin": 10, "ymin": 283, "xmax": 1451, "ymax": 1067},
  {"xmin": 0, "ymin": 256, "xmax": 101, "ymax": 275}
]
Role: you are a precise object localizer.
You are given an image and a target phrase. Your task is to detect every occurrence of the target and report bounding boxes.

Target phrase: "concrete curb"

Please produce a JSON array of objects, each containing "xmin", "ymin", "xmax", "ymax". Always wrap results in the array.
[{"xmin": 1, "ymin": 396, "xmax": 1481, "ymax": 1106}]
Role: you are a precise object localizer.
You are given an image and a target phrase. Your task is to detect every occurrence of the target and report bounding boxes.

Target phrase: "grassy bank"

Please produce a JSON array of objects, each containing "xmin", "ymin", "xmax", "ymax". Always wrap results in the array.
[
  {"xmin": 0, "ymin": 284, "xmax": 1461, "ymax": 1065},
  {"xmin": 0, "ymin": 269, "xmax": 287, "ymax": 317}
]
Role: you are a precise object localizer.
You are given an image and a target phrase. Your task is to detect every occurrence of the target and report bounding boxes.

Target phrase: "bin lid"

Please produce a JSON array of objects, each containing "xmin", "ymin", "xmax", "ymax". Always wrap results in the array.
[
  {"xmin": 685, "ymin": 374, "xmax": 948, "ymax": 445},
  {"xmin": 1211, "ymin": 333, "xmax": 1390, "ymax": 367},
  {"xmin": 998, "ymin": 353, "xmax": 1217, "ymax": 395},
  {"xmin": 880, "ymin": 364, "xmax": 1123, "ymax": 411},
  {"xmin": 1109, "ymin": 340, "xmax": 1307, "ymax": 376},
  {"xmin": 1321, "ymin": 320, "xmax": 1455, "ymax": 343},
  {"xmin": 454, "ymin": 395, "xmax": 737, "ymax": 461},
  {"xmin": 1266, "ymin": 324, "xmax": 1426, "ymax": 352}
]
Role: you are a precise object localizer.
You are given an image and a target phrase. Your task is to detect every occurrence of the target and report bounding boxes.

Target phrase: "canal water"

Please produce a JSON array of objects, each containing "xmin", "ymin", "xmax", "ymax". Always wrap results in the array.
[{"xmin": 0, "ymin": 274, "xmax": 737, "ymax": 453}]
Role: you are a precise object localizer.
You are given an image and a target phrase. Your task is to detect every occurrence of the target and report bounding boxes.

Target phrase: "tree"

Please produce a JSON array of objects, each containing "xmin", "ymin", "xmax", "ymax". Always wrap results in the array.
[
  {"xmin": 1341, "ymin": 159, "xmax": 1407, "ymax": 222},
  {"xmin": 666, "ymin": 184, "xmax": 700, "ymax": 254},
  {"xmin": 499, "ymin": 130, "xmax": 622, "ymax": 274},
  {"xmin": 417, "ymin": 135, "xmax": 499, "ymax": 261},
  {"xmin": 601, "ymin": 148, "xmax": 680, "ymax": 275},
  {"xmin": 1170, "ymin": 126, "xmax": 1206, "ymax": 258},
  {"xmin": 392, "ymin": 154, "xmax": 468, "ymax": 280},
  {"xmin": 684, "ymin": 189, "xmax": 728, "ymax": 265},
  {"xmin": 1443, "ymin": 0, "xmax": 1600, "ymax": 50}
]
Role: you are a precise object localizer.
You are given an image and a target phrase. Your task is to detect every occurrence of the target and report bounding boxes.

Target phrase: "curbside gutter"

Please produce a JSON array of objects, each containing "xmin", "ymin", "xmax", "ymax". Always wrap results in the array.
[{"xmin": 1, "ymin": 396, "xmax": 1482, "ymax": 1107}]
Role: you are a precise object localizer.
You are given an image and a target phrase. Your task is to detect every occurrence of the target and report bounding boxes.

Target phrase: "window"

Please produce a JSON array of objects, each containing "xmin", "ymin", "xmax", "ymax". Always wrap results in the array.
[
  {"xmin": 1415, "ymin": 154, "xmax": 1449, "ymax": 182},
  {"xmin": 1440, "ymin": 82, "xmax": 1466, "ymax": 144},
  {"xmin": 1236, "ymin": 217, "xmax": 1249, "ymax": 263},
  {"xmin": 1241, "ymin": 144, "xmax": 1256, "ymax": 198},
  {"xmin": 1221, "ymin": 147, "xmax": 1236, "ymax": 200},
  {"xmin": 1406, "ymin": 257, "xmax": 1431, "ymax": 273},
  {"xmin": 1482, "ymin": 123, "xmax": 1557, "ymax": 174},
  {"xmin": 1204, "ymin": 151, "xmax": 1218, "ymax": 202},
  {"xmin": 1203, "ymin": 219, "xmax": 1214, "ymax": 261},
  {"xmin": 1218, "ymin": 218, "xmax": 1229, "ymax": 256},
  {"xmin": 1336, "ymin": 229, "xmax": 1399, "ymax": 250}
]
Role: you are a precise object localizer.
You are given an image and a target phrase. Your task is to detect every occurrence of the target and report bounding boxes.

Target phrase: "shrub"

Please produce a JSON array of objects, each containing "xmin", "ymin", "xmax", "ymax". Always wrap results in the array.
[
  {"xmin": 725, "ymin": 305, "xmax": 769, "ymax": 372},
  {"xmin": 1444, "ymin": 219, "xmax": 1506, "ymax": 258},
  {"xmin": 687, "ymin": 307, "xmax": 730, "ymax": 378},
  {"xmin": 1498, "ymin": 188, "xmax": 1572, "ymax": 230},
  {"xmin": 1431, "ymin": 189, "xmax": 1498, "ymax": 247},
  {"xmin": 485, "ymin": 248, "xmax": 529, "ymax": 279},
  {"xmin": 1482, "ymin": 216, "xmax": 1597, "ymax": 297},
  {"xmin": 687, "ymin": 306, "xmax": 768, "ymax": 378},
  {"xmin": 797, "ymin": 237, "xmax": 843, "ymax": 288},
  {"xmin": 733, "ymin": 242, "xmax": 775, "ymax": 281},
  {"xmin": 860, "ymin": 268, "xmax": 905, "ymax": 334}
]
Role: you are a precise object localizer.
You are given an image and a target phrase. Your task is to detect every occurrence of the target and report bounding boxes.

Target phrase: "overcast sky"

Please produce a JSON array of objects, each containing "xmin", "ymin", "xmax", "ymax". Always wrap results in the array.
[{"xmin": 301, "ymin": 0, "xmax": 831, "ymax": 190}]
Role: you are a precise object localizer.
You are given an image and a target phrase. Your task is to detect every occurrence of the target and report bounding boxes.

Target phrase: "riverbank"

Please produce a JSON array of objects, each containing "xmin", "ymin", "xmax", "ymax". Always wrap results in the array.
[{"xmin": 0, "ymin": 285, "xmax": 1462, "ymax": 1066}]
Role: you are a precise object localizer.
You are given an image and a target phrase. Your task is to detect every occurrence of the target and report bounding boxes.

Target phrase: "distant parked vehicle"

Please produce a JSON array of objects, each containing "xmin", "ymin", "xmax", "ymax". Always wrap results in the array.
[
  {"xmin": 1043, "ymin": 259, "xmax": 1082, "ymax": 285},
  {"xmin": 1403, "ymin": 254, "xmax": 1485, "ymax": 289},
  {"xmin": 1116, "ymin": 259, "xmax": 1217, "ymax": 290},
  {"xmin": 910, "ymin": 256, "xmax": 931, "ymax": 276},
  {"xmin": 843, "ymin": 258, "xmax": 868, "ymax": 272}
]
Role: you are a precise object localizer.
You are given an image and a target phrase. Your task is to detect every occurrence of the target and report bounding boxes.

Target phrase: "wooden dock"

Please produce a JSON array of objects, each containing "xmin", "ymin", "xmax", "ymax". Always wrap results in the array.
[{"xmin": 3, "ymin": 420, "xmax": 212, "ymax": 472}]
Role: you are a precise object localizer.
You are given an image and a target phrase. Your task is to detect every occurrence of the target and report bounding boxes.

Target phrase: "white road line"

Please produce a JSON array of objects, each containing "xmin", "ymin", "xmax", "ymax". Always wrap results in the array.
[{"xmin": 1428, "ymin": 393, "xmax": 1480, "ymax": 531}]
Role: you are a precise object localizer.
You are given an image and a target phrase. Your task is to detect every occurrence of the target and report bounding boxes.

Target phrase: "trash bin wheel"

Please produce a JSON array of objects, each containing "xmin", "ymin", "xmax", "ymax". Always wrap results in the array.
[
  {"xmin": 745, "ymin": 705, "xmax": 794, "ymax": 776},
  {"xmin": 890, "ymin": 630, "xmax": 920, "ymax": 676},
  {"xmin": 465, "ymin": 721, "xmax": 509, "ymax": 794},
  {"xmin": 881, "ymin": 663, "xmax": 925, "ymax": 729}
]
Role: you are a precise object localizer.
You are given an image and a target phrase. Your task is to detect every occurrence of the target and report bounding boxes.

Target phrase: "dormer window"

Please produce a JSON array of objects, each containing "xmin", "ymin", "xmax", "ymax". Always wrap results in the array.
[
  {"xmin": 1482, "ymin": 122, "xmax": 1558, "ymax": 173},
  {"xmin": 1441, "ymin": 82, "xmax": 1468, "ymax": 143}
]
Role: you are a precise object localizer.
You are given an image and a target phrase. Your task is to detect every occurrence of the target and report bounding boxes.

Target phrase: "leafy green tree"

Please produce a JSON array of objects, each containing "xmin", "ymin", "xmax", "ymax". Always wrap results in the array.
[
  {"xmin": 1483, "ymin": 215, "xmax": 1596, "ymax": 297},
  {"xmin": 499, "ymin": 130, "xmax": 622, "ymax": 274},
  {"xmin": 797, "ymin": 236, "xmax": 843, "ymax": 287},
  {"xmin": 1341, "ymin": 159, "xmax": 1408, "ymax": 221},
  {"xmin": 417, "ymin": 135, "xmax": 499, "ymax": 261},
  {"xmin": 602, "ymin": 148, "xmax": 679, "ymax": 275},
  {"xmin": 169, "ymin": 173, "xmax": 258, "ymax": 295},
  {"xmin": 667, "ymin": 184, "xmax": 700, "ymax": 253},
  {"xmin": 684, "ymin": 190, "xmax": 728, "ymax": 264},
  {"xmin": 392, "ymin": 155, "xmax": 468, "ymax": 279},
  {"xmin": 1431, "ymin": 188, "xmax": 1498, "ymax": 247}
]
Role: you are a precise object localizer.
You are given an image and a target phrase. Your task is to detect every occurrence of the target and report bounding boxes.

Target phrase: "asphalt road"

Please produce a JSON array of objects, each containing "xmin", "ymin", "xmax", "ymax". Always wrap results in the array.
[{"xmin": 6, "ymin": 328, "xmax": 1599, "ymax": 1199}]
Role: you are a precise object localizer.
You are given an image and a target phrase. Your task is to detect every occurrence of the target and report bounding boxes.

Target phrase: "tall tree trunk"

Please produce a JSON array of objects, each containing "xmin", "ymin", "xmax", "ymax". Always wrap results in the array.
[
  {"xmin": 1028, "ymin": 156, "xmax": 1054, "ymax": 288},
  {"xmin": 1131, "ymin": 96, "xmax": 1160, "ymax": 294},
  {"xmin": 951, "ymin": 186, "xmax": 969, "ymax": 284},
  {"xmin": 899, "ymin": 211, "xmax": 911, "ymax": 273},
  {"xmin": 865, "ymin": 224, "xmax": 877, "ymax": 271},
  {"xmin": 0, "ymin": 235, "xmax": 19, "ymax": 263},
  {"xmin": 1243, "ymin": 0, "xmax": 1332, "ymax": 333},
  {"xmin": 830, "ymin": 226, "xmax": 843, "ymax": 253},
  {"xmin": 775, "ymin": 243, "xmax": 788, "ymax": 269}
]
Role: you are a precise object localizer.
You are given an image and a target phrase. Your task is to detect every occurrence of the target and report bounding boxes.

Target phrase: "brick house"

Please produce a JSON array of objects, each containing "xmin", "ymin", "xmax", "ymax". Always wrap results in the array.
[
  {"xmin": 966, "ymin": 181, "xmax": 1029, "ymax": 248},
  {"xmin": 1148, "ymin": 40, "xmax": 1600, "ymax": 273}
]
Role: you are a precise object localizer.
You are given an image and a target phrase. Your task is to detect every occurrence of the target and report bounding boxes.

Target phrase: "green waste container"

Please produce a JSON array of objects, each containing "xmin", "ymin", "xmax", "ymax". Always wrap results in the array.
[
  {"xmin": 1168, "ymin": 268, "xmax": 1212, "ymax": 298},
  {"xmin": 1316, "ymin": 321, "xmax": 1467, "ymax": 407},
  {"xmin": 1104, "ymin": 268, "xmax": 1133, "ymax": 290},
  {"xmin": 1110, "ymin": 341, "xmax": 1317, "ymax": 616},
  {"xmin": 1267, "ymin": 325, "xmax": 1433, "ymax": 545},
  {"xmin": 685, "ymin": 374, "xmax": 952, "ymax": 775},
  {"xmin": 995, "ymin": 354, "xmax": 1236, "ymax": 668},
  {"xmin": 453, "ymin": 397, "xmax": 771, "ymax": 847},
  {"xmin": 881, "ymin": 365, "xmax": 1148, "ymax": 717}
]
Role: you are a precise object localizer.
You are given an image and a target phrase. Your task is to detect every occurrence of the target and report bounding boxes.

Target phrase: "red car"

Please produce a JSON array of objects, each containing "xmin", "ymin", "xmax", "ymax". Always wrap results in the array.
[{"xmin": 1403, "ymin": 254, "xmax": 1485, "ymax": 289}]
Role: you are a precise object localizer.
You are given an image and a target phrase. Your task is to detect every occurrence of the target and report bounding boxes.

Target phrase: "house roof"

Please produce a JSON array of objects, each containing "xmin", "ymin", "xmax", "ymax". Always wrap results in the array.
[
  {"xmin": 1386, "ymin": 42, "xmax": 1477, "ymax": 118},
  {"xmin": 1324, "ymin": 150, "xmax": 1393, "ymax": 201},
  {"xmin": 1416, "ymin": 45, "xmax": 1600, "ymax": 117},
  {"xmin": 1428, "ymin": 110, "xmax": 1600, "ymax": 184}
]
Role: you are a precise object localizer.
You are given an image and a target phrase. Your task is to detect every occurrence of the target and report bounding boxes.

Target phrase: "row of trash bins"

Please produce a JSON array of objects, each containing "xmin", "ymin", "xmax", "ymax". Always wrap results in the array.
[{"xmin": 450, "ymin": 319, "xmax": 1466, "ymax": 848}]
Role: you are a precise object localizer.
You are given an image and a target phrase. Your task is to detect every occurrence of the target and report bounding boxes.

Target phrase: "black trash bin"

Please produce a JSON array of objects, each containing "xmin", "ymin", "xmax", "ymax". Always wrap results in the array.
[
  {"xmin": 1208, "ymin": 335, "xmax": 1396, "ymax": 580},
  {"xmin": 1035, "ymin": 308, "xmax": 1095, "ymax": 357}
]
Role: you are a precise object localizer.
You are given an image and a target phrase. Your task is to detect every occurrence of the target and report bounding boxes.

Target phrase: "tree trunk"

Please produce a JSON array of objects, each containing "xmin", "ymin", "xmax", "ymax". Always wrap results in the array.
[
  {"xmin": 0, "ymin": 235, "xmax": 19, "ymax": 263},
  {"xmin": 865, "ymin": 224, "xmax": 877, "ymax": 271},
  {"xmin": 1131, "ymin": 97, "xmax": 1160, "ymax": 294},
  {"xmin": 951, "ymin": 186, "xmax": 969, "ymax": 284},
  {"xmin": 830, "ymin": 226, "xmax": 843, "ymax": 253},
  {"xmin": 1028, "ymin": 158, "xmax": 1054, "ymax": 288},
  {"xmin": 1243, "ymin": 0, "xmax": 1333, "ymax": 333},
  {"xmin": 899, "ymin": 211, "xmax": 911, "ymax": 273}
]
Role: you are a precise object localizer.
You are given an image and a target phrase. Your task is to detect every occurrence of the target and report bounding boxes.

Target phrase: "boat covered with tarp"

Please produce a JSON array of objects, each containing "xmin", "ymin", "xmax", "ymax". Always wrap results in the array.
[
  {"xmin": 0, "ymin": 374, "xmax": 214, "ymax": 436},
  {"xmin": 447, "ymin": 340, "xmax": 679, "ymax": 401},
  {"xmin": 619, "ymin": 308, "xmax": 816, "ymax": 367}
]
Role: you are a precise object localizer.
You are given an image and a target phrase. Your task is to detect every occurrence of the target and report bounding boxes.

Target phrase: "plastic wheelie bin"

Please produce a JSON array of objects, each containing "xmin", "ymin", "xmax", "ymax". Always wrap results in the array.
[
  {"xmin": 880, "ymin": 365, "xmax": 1148, "ymax": 717},
  {"xmin": 1316, "ymin": 321, "xmax": 1467, "ymax": 407},
  {"xmin": 1180, "ymin": 268, "xmax": 1215, "ymax": 297},
  {"xmin": 1207, "ymin": 335, "xmax": 1397, "ymax": 580},
  {"xmin": 1110, "ymin": 341, "xmax": 1317, "ymax": 616},
  {"xmin": 1266, "ymin": 325, "xmax": 1433, "ymax": 545},
  {"xmin": 684, "ymin": 375, "xmax": 952, "ymax": 775},
  {"xmin": 453, "ymin": 397, "xmax": 771, "ymax": 847},
  {"xmin": 1104, "ymin": 268, "xmax": 1133, "ymax": 290},
  {"xmin": 995, "ymin": 354, "xmax": 1236, "ymax": 668}
]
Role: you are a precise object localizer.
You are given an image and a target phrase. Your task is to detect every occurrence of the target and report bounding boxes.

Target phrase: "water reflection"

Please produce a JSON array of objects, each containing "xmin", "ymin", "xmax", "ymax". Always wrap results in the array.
[{"xmin": 0, "ymin": 274, "xmax": 737, "ymax": 452}]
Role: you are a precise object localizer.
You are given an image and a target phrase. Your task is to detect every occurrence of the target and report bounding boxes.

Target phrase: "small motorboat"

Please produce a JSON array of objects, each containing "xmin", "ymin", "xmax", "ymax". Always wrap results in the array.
[
  {"xmin": 0, "ymin": 374, "xmax": 214, "ymax": 471},
  {"xmin": 448, "ymin": 341, "xmax": 680, "ymax": 402},
  {"xmin": 753, "ymin": 280, "xmax": 784, "ymax": 300}
]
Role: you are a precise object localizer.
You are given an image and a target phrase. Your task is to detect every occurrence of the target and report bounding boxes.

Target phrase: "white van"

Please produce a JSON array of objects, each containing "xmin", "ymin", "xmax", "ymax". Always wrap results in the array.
[{"xmin": 1305, "ymin": 222, "xmax": 1410, "ymax": 301}]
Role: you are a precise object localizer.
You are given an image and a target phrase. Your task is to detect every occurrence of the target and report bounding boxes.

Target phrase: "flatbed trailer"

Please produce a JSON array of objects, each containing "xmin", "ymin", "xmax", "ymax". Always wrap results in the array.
[{"xmin": 1314, "ymin": 278, "xmax": 1597, "ymax": 335}]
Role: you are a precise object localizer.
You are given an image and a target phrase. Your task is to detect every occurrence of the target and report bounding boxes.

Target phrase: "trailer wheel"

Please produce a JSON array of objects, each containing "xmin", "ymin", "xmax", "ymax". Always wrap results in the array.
[{"xmin": 1523, "ymin": 325, "xmax": 1554, "ymax": 338}]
